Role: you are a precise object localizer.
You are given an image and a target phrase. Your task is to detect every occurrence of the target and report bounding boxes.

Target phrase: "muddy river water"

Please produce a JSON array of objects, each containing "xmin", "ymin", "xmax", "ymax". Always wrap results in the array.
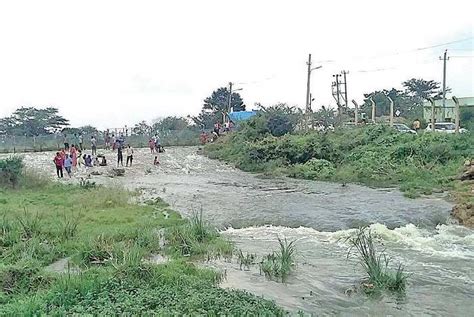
[{"xmin": 9, "ymin": 147, "xmax": 474, "ymax": 316}]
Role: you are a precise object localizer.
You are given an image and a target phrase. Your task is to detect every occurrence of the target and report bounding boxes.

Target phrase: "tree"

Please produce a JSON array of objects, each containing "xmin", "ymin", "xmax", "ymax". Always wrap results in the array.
[
  {"xmin": 402, "ymin": 78, "xmax": 452, "ymax": 120},
  {"xmin": 312, "ymin": 106, "xmax": 336, "ymax": 129},
  {"xmin": 402, "ymin": 78, "xmax": 445, "ymax": 103},
  {"xmin": 62, "ymin": 125, "xmax": 99, "ymax": 136},
  {"xmin": 152, "ymin": 116, "xmax": 190, "ymax": 132},
  {"xmin": 132, "ymin": 120, "xmax": 152, "ymax": 135},
  {"xmin": 0, "ymin": 107, "xmax": 69, "ymax": 136},
  {"xmin": 193, "ymin": 87, "xmax": 245, "ymax": 129},
  {"xmin": 261, "ymin": 103, "xmax": 301, "ymax": 137},
  {"xmin": 361, "ymin": 89, "xmax": 414, "ymax": 119}
]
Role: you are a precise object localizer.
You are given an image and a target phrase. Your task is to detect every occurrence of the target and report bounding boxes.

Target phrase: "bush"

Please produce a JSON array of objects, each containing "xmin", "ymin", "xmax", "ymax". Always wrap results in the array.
[
  {"xmin": 292, "ymin": 158, "xmax": 336, "ymax": 180},
  {"xmin": 0, "ymin": 157, "xmax": 24, "ymax": 187}
]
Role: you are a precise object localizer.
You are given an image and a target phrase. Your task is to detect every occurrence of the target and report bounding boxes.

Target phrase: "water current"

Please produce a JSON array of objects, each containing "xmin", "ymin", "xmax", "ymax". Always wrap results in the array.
[{"xmin": 10, "ymin": 147, "xmax": 474, "ymax": 316}]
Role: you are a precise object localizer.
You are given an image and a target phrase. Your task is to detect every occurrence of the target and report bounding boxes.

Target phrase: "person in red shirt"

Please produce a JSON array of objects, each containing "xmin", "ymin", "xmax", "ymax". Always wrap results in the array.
[{"xmin": 53, "ymin": 152, "xmax": 64, "ymax": 178}]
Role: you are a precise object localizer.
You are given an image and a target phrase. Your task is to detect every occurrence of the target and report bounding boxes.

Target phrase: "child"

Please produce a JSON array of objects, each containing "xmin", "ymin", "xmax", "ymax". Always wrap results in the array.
[
  {"xmin": 64, "ymin": 154, "xmax": 73, "ymax": 178},
  {"xmin": 85, "ymin": 155, "xmax": 93, "ymax": 167},
  {"xmin": 149, "ymin": 139, "xmax": 155, "ymax": 153},
  {"xmin": 154, "ymin": 156, "xmax": 159, "ymax": 165}
]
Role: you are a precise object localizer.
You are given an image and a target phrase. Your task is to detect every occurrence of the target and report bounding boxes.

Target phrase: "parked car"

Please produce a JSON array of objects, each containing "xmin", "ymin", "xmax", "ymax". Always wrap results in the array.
[
  {"xmin": 392, "ymin": 123, "xmax": 416, "ymax": 134},
  {"xmin": 425, "ymin": 122, "xmax": 468, "ymax": 134}
]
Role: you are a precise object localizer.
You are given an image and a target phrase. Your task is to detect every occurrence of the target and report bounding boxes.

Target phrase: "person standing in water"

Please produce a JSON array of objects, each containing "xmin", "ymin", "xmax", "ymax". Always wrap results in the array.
[
  {"xmin": 53, "ymin": 152, "xmax": 64, "ymax": 178},
  {"xmin": 91, "ymin": 135, "xmax": 97, "ymax": 156},
  {"xmin": 64, "ymin": 154, "xmax": 73, "ymax": 178},
  {"xmin": 126, "ymin": 144, "xmax": 134, "ymax": 167},
  {"xmin": 149, "ymin": 138, "xmax": 155, "ymax": 153},
  {"xmin": 70, "ymin": 145, "xmax": 78, "ymax": 172},
  {"xmin": 117, "ymin": 145, "xmax": 124, "ymax": 167}
]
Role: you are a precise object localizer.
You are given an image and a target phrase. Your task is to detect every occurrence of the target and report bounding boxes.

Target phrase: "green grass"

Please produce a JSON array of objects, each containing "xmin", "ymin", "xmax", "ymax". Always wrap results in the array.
[
  {"xmin": 0, "ymin": 170, "xmax": 283, "ymax": 315},
  {"xmin": 260, "ymin": 237, "xmax": 296, "ymax": 282},
  {"xmin": 347, "ymin": 228, "xmax": 408, "ymax": 294}
]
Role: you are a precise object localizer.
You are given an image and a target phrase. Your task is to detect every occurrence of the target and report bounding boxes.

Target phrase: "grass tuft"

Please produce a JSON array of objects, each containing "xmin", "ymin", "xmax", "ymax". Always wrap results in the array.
[
  {"xmin": 347, "ymin": 227, "xmax": 409, "ymax": 293},
  {"xmin": 260, "ymin": 237, "xmax": 296, "ymax": 282}
]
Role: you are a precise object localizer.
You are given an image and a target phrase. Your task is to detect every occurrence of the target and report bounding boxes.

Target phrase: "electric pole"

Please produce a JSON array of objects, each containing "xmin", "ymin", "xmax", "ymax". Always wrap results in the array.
[
  {"xmin": 439, "ymin": 49, "xmax": 449, "ymax": 121},
  {"xmin": 226, "ymin": 82, "xmax": 233, "ymax": 124},
  {"xmin": 341, "ymin": 70, "xmax": 349, "ymax": 109},
  {"xmin": 306, "ymin": 54, "xmax": 312, "ymax": 112},
  {"xmin": 332, "ymin": 74, "xmax": 342, "ymax": 117}
]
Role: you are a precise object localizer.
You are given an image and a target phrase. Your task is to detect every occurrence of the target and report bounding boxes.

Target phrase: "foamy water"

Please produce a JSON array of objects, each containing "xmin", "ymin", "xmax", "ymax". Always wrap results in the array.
[{"xmin": 4, "ymin": 147, "xmax": 473, "ymax": 315}]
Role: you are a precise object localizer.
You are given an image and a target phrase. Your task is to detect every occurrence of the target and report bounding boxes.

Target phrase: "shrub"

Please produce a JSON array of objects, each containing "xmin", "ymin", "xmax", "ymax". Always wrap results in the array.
[
  {"xmin": 292, "ymin": 158, "xmax": 336, "ymax": 180},
  {"xmin": 0, "ymin": 157, "xmax": 24, "ymax": 187}
]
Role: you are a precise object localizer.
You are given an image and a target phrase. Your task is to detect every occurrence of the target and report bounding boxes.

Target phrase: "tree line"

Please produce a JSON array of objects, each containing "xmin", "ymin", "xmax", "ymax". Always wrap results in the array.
[{"xmin": 1, "ymin": 78, "xmax": 471, "ymax": 137}]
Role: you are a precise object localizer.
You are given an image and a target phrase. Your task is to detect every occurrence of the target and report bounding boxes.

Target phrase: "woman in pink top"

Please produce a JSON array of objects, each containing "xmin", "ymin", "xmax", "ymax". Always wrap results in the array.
[{"xmin": 70, "ymin": 145, "xmax": 78, "ymax": 169}]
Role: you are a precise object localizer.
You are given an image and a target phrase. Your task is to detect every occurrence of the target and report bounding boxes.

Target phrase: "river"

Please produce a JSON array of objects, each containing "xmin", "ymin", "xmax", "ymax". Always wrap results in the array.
[{"xmin": 9, "ymin": 147, "xmax": 474, "ymax": 316}]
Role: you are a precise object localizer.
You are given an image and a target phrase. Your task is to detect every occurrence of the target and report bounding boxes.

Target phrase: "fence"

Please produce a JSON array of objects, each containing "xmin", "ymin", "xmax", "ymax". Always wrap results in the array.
[{"xmin": 0, "ymin": 129, "xmax": 200, "ymax": 153}]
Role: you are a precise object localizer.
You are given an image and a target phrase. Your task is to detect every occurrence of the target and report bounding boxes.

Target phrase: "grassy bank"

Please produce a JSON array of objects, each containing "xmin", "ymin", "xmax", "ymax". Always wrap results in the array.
[
  {"xmin": 205, "ymin": 125, "xmax": 473, "ymax": 200},
  {"xmin": 0, "ymin": 171, "xmax": 283, "ymax": 314}
]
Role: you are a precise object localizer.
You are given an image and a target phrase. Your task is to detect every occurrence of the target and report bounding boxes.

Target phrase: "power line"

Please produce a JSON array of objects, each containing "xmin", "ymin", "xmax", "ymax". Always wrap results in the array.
[{"xmin": 415, "ymin": 36, "xmax": 474, "ymax": 51}]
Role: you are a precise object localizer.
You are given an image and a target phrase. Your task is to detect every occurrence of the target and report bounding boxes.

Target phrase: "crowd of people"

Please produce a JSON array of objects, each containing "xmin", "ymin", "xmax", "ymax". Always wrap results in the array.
[{"xmin": 53, "ymin": 130, "xmax": 164, "ymax": 178}]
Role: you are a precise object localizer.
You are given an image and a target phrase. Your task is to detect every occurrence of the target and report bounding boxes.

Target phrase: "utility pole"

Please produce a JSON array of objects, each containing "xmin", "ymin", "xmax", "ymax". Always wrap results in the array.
[
  {"xmin": 332, "ymin": 74, "xmax": 342, "ymax": 117},
  {"xmin": 439, "ymin": 49, "xmax": 449, "ymax": 121},
  {"xmin": 226, "ymin": 82, "xmax": 233, "ymax": 124},
  {"xmin": 341, "ymin": 70, "xmax": 349, "ymax": 109},
  {"xmin": 306, "ymin": 54, "xmax": 312, "ymax": 112}
]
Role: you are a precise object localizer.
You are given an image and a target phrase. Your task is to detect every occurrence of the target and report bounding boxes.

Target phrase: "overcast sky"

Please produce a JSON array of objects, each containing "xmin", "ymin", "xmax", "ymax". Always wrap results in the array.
[{"xmin": 0, "ymin": 0, "xmax": 472, "ymax": 129}]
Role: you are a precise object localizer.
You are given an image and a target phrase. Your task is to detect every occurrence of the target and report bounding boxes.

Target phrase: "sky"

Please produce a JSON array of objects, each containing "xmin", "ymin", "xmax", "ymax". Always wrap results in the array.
[{"xmin": 0, "ymin": 0, "xmax": 473, "ymax": 129}]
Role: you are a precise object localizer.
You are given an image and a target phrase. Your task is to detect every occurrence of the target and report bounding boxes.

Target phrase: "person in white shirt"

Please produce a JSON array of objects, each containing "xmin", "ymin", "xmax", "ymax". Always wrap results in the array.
[{"xmin": 126, "ymin": 144, "xmax": 134, "ymax": 167}]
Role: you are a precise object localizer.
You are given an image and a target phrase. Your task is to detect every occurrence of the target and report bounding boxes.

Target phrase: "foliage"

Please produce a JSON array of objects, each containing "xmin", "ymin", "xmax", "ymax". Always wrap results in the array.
[
  {"xmin": 152, "ymin": 116, "xmax": 191, "ymax": 133},
  {"xmin": 132, "ymin": 120, "xmax": 151, "ymax": 136},
  {"xmin": 402, "ymin": 78, "xmax": 445, "ymax": 104},
  {"xmin": 0, "ymin": 107, "xmax": 69, "ymax": 136},
  {"xmin": 347, "ymin": 228, "xmax": 408, "ymax": 293},
  {"xmin": 62, "ymin": 125, "xmax": 99, "ymax": 137},
  {"xmin": 193, "ymin": 87, "xmax": 245, "ymax": 128},
  {"xmin": 291, "ymin": 158, "xmax": 336, "ymax": 180},
  {"xmin": 259, "ymin": 237, "xmax": 296, "ymax": 282},
  {"xmin": 0, "ymin": 157, "xmax": 24, "ymax": 188},
  {"xmin": 205, "ymin": 124, "xmax": 473, "ymax": 197},
  {"xmin": 311, "ymin": 106, "xmax": 336, "ymax": 129},
  {"xmin": 0, "ymin": 177, "xmax": 282, "ymax": 314},
  {"xmin": 359, "ymin": 78, "xmax": 447, "ymax": 122},
  {"xmin": 236, "ymin": 250, "xmax": 257, "ymax": 271},
  {"xmin": 460, "ymin": 107, "xmax": 474, "ymax": 131}
]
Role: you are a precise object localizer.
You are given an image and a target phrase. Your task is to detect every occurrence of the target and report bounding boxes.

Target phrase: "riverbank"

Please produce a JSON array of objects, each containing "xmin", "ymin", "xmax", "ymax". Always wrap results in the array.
[
  {"xmin": 0, "ymin": 171, "xmax": 283, "ymax": 314},
  {"xmin": 204, "ymin": 125, "xmax": 473, "ymax": 226}
]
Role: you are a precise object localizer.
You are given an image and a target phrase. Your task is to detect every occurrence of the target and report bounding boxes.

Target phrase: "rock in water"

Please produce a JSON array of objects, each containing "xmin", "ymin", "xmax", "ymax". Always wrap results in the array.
[{"xmin": 452, "ymin": 203, "xmax": 473, "ymax": 227}]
